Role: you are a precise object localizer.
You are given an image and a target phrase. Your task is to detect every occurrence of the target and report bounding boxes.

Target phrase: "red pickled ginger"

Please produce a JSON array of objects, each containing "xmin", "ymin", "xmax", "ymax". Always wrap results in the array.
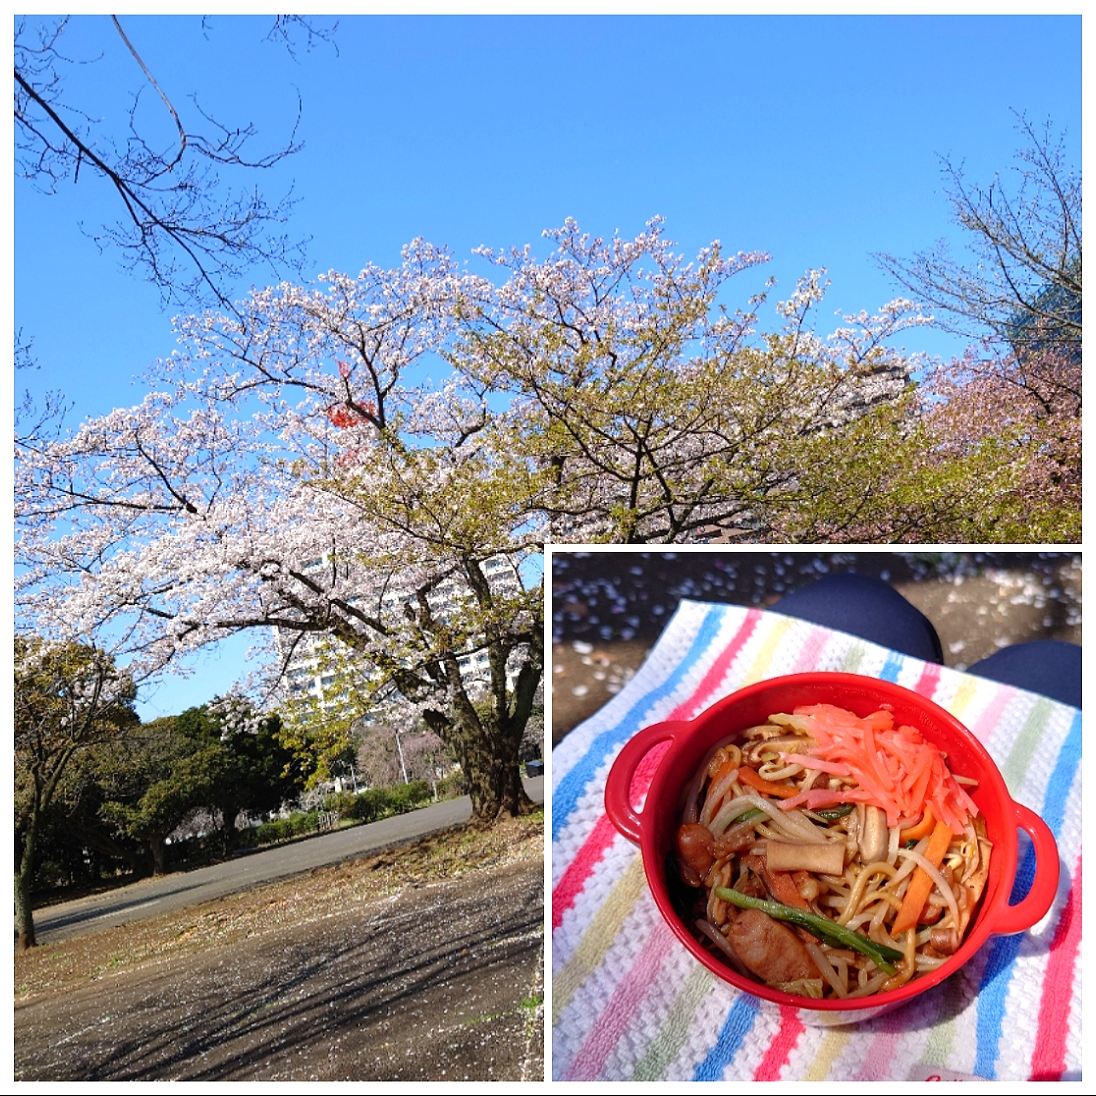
[{"xmin": 777, "ymin": 703, "xmax": 979, "ymax": 833}]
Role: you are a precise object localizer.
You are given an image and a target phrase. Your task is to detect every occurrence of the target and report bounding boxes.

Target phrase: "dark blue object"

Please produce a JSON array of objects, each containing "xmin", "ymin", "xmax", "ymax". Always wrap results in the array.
[
  {"xmin": 773, "ymin": 574, "xmax": 1080, "ymax": 708},
  {"xmin": 773, "ymin": 574, "xmax": 944, "ymax": 664},
  {"xmin": 967, "ymin": 641, "xmax": 1081, "ymax": 710}
]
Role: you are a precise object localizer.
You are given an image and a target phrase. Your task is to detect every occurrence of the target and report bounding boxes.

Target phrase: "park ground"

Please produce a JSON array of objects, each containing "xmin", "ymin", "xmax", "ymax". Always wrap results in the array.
[{"xmin": 14, "ymin": 814, "xmax": 544, "ymax": 1081}]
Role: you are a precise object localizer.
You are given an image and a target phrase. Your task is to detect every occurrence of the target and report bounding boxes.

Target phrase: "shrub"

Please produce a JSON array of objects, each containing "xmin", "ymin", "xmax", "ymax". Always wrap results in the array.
[
  {"xmin": 323, "ymin": 790, "xmax": 359, "ymax": 817},
  {"xmin": 387, "ymin": 780, "xmax": 431, "ymax": 813},
  {"xmin": 242, "ymin": 781, "xmax": 436, "ymax": 848},
  {"xmin": 242, "ymin": 810, "xmax": 320, "ymax": 847},
  {"xmin": 350, "ymin": 788, "xmax": 386, "ymax": 822},
  {"xmin": 434, "ymin": 771, "xmax": 467, "ymax": 800}
]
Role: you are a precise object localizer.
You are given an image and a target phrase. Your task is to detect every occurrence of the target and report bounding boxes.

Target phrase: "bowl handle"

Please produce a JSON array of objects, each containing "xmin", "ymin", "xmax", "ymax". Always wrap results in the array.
[
  {"xmin": 994, "ymin": 801, "xmax": 1061, "ymax": 935},
  {"xmin": 604, "ymin": 720, "xmax": 689, "ymax": 845}
]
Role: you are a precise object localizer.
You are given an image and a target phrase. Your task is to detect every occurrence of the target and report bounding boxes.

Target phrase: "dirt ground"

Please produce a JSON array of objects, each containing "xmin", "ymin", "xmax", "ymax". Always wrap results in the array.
[
  {"xmin": 551, "ymin": 551, "xmax": 1081, "ymax": 742},
  {"xmin": 14, "ymin": 816, "xmax": 545, "ymax": 1082}
]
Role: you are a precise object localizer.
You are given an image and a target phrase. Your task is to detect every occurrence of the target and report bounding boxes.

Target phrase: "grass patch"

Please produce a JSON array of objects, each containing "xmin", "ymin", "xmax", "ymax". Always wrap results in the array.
[{"xmin": 464, "ymin": 1010, "xmax": 509, "ymax": 1027}]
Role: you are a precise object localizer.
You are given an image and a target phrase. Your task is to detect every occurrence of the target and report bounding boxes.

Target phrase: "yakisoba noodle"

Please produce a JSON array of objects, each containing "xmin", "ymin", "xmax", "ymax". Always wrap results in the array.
[{"xmin": 674, "ymin": 703, "xmax": 992, "ymax": 999}]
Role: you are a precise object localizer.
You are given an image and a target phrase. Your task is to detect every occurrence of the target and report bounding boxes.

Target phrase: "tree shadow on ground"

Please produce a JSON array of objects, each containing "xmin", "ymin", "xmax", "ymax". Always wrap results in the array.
[{"xmin": 15, "ymin": 861, "xmax": 543, "ymax": 1081}]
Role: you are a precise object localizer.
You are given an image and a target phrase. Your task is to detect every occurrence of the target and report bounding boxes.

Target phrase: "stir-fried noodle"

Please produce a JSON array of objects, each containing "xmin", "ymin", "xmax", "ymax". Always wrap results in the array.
[{"xmin": 674, "ymin": 704, "xmax": 992, "ymax": 1000}]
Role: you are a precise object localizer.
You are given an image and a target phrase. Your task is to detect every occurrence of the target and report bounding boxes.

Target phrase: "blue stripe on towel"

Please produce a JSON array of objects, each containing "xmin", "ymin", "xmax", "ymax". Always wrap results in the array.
[{"xmin": 692, "ymin": 994, "xmax": 761, "ymax": 1080}]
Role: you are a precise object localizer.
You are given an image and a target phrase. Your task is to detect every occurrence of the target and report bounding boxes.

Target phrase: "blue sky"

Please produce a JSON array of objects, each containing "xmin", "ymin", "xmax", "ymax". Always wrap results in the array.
[{"xmin": 13, "ymin": 13, "xmax": 1082, "ymax": 717}]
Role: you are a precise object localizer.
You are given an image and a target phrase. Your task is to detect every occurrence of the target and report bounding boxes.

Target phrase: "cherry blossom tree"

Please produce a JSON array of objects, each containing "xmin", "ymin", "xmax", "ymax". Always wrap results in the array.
[
  {"xmin": 16, "ymin": 240, "xmax": 542, "ymax": 821},
  {"xmin": 761, "ymin": 331, "xmax": 1081, "ymax": 544},
  {"xmin": 869, "ymin": 118, "xmax": 1081, "ymax": 541},
  {"xmin": 455, "ymin": 220, "xmax": 927, "ymax": 542},
  {"xmin": 351, "ymin": 722, "xmax": 452, "ymax": 791},
  {"xmin": 916, "ymin": 343, "xmax": 1080, "ymax": 540},
  {"xmin": 878, "ymin": 114, "xmax": 1081, "ymax": 361}
]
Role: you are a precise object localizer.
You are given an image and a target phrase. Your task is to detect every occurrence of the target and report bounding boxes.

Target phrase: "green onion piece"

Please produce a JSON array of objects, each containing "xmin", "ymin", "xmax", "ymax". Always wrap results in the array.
[
  {"xmin": 812, "ymin": 803, "xmax": 856, "ymax": 820},
  {"xmin": 731, "ymin": 808, "xmax": 767, "ymax": 824},
  {"xmin": 714, "ymin": 886, "xmax": 904, "ymax": 975}
]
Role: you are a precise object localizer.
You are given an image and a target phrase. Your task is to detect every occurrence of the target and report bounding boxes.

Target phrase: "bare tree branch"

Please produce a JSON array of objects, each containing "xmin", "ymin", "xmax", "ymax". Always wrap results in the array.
[
  {"xmin": 877, "ymin": 113, "xmax": 1081, "ymax": 358},
  {"xmin": 14, "ymin": 15, "xmax": 330, "ymax": 311}
]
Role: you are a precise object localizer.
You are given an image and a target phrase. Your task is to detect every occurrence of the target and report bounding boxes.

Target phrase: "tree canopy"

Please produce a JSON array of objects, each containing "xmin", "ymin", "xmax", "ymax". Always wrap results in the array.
[
  {"xmin": 15, "ymin": 236, "xmax": 542, "ymax": 819},
  {"xmin": 15, "ymin": 15, "xmax": 335, "ymax": 312},
  {"xmin": 94, "ymin": 698, "xmax": 306, "ymax": 871},
  {"xmin": 876, "ymin": 116, "xmax": 1081, "ymax": 539},
  {"xmin": 14, "ymin": 219, "xmax": 1080, "ymax": 828}
]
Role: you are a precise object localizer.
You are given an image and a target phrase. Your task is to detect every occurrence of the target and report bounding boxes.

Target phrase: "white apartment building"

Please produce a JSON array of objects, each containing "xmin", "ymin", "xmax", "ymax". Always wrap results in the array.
[{"xmin": 272, "ymin": 554, "xmax": 525, "ymax": 709}]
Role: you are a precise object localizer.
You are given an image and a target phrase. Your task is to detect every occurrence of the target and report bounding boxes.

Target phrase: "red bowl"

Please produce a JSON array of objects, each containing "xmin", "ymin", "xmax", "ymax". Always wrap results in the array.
[{"xmin": 604, "ymin": 672, "xmax": 1059, "ymax": 1025}]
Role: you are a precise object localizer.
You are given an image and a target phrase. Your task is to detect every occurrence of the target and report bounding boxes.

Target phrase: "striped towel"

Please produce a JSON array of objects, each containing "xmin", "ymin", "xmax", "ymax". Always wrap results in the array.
[{"xmin": 551, "ymin": 600, "xmax": 1081, "ymax": 1081}]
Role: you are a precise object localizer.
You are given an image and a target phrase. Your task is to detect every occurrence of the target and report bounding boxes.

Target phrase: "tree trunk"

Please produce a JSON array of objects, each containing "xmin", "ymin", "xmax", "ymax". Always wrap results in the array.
[
  {"xmin": 218, "ymin": 805, "xmax": 240, "ymax": 856},
  {"xmin": 150, "ymin": 837, "xmax": 166, "ymax": 876},
  {"xmin": 467, "ymin": 751, "xmax": 535, "ymax": 822},
  {"xmin": 15, "ymin": 825, "xmax": 38, "ymax": 950},
  {"xmin": 432, "ymin": 709, "xmax": 535, "ymax": 823}
]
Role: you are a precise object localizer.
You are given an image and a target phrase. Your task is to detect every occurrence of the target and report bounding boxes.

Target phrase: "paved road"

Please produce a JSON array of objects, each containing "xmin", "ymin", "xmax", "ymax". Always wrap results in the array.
[{"xmin": 25, "ymin": 777, "xmax": 543, "ymax": 945}]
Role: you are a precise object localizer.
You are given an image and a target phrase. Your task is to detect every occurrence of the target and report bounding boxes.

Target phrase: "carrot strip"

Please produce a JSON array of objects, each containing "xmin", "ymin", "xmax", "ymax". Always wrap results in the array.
[
  {"xmin": 737, "ymin": 766, "xmax": 800, "ymax": 799},
  {"xmin": 900, "ymin": 807, "xmax": 935, "ymax": 842},
  {"xmin": 767, "ymin": 869, "xmax": 812, "ymax": 910},
  {"xmin": 891, "ymin": 819, "xmax": 953, "ymax": 935}
]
